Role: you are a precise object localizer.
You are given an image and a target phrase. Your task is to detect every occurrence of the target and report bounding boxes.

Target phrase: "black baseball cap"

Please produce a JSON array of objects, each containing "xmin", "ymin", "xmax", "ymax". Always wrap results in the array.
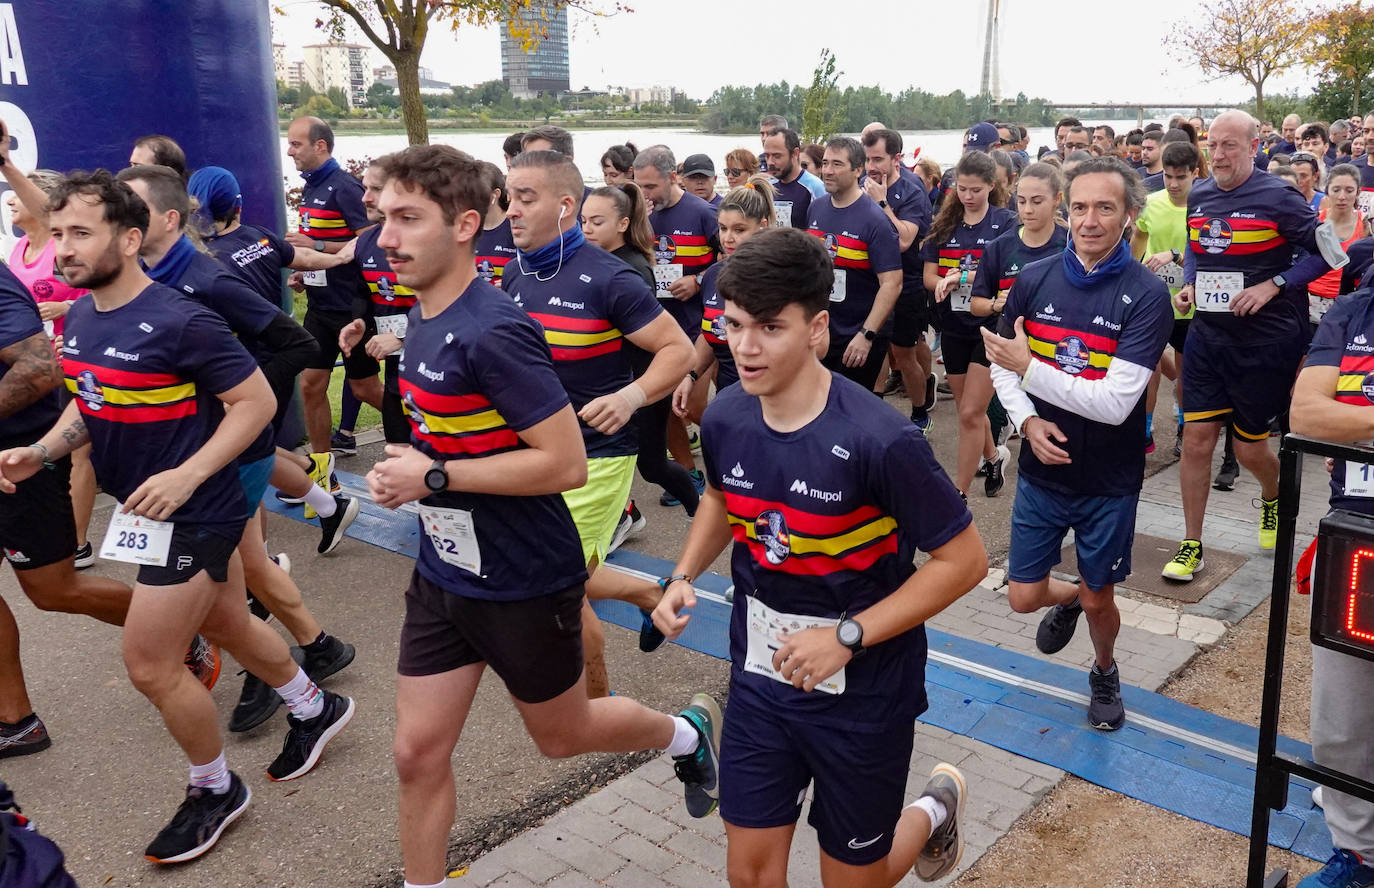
[{"xmin": 682, "ymin": 154, "xmax": 715, "ymax": 177}]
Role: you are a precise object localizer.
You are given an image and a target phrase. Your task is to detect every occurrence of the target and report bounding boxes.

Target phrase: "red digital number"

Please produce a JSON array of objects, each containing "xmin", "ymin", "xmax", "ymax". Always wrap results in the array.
[{"xmin": 1345, "ymin": 547, "xmax": 1374, "ymax": 644}]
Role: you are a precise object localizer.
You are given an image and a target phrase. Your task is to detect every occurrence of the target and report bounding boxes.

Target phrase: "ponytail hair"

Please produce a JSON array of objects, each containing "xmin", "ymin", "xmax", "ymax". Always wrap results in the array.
[
  {"xmin": 924, "ymin": 152, "xmax": 1006, "ymax": 249},
  {"xmin": 718, "ymin": 174, "xmax": 775, "ymax": 224},
  {"xmin": 588, "ymin": 180, "xmax": 654, "ymax": 261}
]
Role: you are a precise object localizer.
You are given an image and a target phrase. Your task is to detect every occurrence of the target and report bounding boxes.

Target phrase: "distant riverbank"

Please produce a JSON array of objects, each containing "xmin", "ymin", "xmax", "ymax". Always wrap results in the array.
[{"xmin": 278, "ymin": 117, "xmax": 700, "ymax": 136}]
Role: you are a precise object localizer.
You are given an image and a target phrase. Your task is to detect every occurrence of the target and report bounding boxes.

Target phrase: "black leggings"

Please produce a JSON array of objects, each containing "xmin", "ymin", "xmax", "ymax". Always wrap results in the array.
[{"xmin": 633, "ymin": 395, "xmax": 700, "ymax": 515}]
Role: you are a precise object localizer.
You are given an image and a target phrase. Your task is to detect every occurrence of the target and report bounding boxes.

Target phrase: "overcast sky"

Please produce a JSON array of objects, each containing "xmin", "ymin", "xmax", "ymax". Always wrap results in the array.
[{"xmin": 272, "ymin": 0, "xmax": 1320, "ymax": 107}]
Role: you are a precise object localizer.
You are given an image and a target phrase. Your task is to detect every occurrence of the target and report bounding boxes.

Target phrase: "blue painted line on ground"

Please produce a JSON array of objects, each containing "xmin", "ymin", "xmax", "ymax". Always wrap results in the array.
[{"xmin": 267, "ymin": 470, "xmax": 1329, "ymax": 860}]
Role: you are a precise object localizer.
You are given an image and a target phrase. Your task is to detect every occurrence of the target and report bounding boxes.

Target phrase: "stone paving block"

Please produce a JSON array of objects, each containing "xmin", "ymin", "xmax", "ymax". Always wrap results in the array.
[
  {"xmin": 664, "ymin": 860, "xmax": 730, "ymax": 888},
  {"xmin": 558, "ymin": 808, "xmax": 625, "ymax": 846},
  {"xmin": 578, "ymin": 787, "xmax": 626, "ymax": 816},
  {"xmin": 608, "ymin": 801, "xmax": 679, "ymax": 844},
  {"xmin": 486, "ymin": 875, "xmax": 538, "ymax": 888},
  {"xmin": 533, "ymin": 829, "xmax": 626, "ymax": 881},
  {"xmin": 546, "ymin": 871, "xmax": 604, "ymax": 888},
  {"xmin": 609, "ymin": 833, "xmax": 680, "ymax": 874},
  {"xmin": 479, "ymin": 834, "xmax": 569, "ymax": 885},
  {"xmin": 602, "ymin": 864, "xmax": 672, "ymax": 888},
  {"xmin": 662, "ymin": 803, "xmax": 727, "ymax": 837},
  {"xmin": 664, "ymin": 828, "xmax": 727, "ymax": 871},
  {"xmin": 608, "ymin": 774, "xmax": 680, "ymax": 814}
]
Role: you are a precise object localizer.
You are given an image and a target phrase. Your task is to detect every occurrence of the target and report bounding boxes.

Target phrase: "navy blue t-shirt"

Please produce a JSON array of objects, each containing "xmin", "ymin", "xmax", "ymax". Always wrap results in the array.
[
  {"xmin": 970, "ymin": 226, "xmax": 1069, "ymax": 313},
  {"xmin": 1303, "ymin": 289, "xmax": 1374, "ymax": 514},
  {"xmin": 650, "ymin": 191, "xmax": 720, "ymax": 338},
  {"xmin": 877, "ymin": 167, "xmax": 934, "ymax": 298},
  {"xmin": 504, "ymin": 243, "xmax": 664, "ymax": 459},
  {"xmin": 205, "ymin": 224, "xmax": 294, "ymax": 308},
  {"xmin": 0, "ymin": 264, "xmax": 61, "ymax": 440},
  {"xmin": 297, "ymin": 163, "xmax": 369, "ymax": 314},
  {"xmin": 476, "ymin": 220, "xmax": 517, "ymax": 287},
  {"xmin": 702, "ymin": 374, "xmax": 971, "ymax": 731},
  {"xmin": 62, "ymin": 284, "xmax": 257, "ymax": 530},
  {"xmin": 698, "ymin": 263, "xmax": 737, "ymax": 390},
  {"xmin": 806, "ymin": 196, "xmax": 903, "ymax": 337},
  {"xmin": 355, "ymin": 226, "xmax": 416, "ymax": 392},
  {"xmin": 398, "ymin": 278, "xmax": 588, "ymax": 600},
  {"xmin": 919, "ymin": 205, "xmax": 1018, "ymax": 337},
  {"xmin": 771, "ymin": 173, "xmax": 815, "ymax": 230}
]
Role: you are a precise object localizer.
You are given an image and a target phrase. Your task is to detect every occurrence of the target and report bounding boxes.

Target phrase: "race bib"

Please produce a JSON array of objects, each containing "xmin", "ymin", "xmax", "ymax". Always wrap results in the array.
[
  {"xmin": 951, "ymin": 283, "xmax": 974, "ymax": 313},
  {"xmin": 1360, "ymin": 191, "xmax": 1374, "ymax": 218},
  {"xmin": 419, "ymin": 504, "xmax": 481, "ymax": 576},
  {"xmin": 375, "ymin": 313, "xmax": 408, "ymax": 338},
  {"xmin": 653, "ymin": 263, "xmax": 683, "ymax": 297},
  {"xmin": 301, "ymin": 269, "xmax": 327, "ymax": 287},
  {"xmin": 744, "ymin": 596, "xmax": 845, "ymax": 695},
  {"xmin": 1195, "ymin": 271, "xmax": 1244, "ymax": 313},
  {"xmin": 1156, "ymin": 262, "xmax": 1185, "ymax": 290},
  {"xmin": 100, "ymin": 508, "xmax": 173, "ymax": 567},
  {"xmin": 1347, "ymin": 460, "xmax": 1374, "ymax": 498},
  {"xmin": 829, "ymin": 268, "xmax": 847, "ymax": 303},
  {"xmin": 773, "ymin": 201, "xmax": 793, "ymax": 229},
  {"xmin": 43, "ymin": 320, "xmax": 54, "ymax": 339},
  {"xmin": 1311, "ymin": 294, "xmax": 1336, "ymax": 326}
]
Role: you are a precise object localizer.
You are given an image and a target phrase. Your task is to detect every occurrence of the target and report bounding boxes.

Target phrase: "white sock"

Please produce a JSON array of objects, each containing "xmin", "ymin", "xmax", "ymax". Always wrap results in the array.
[
  {"xmin": 908, "ymin": 795, "xmax": 948, "ymax": 829},
  {"xmin": 189, "ymin": 751, "xmax": 232, "ymax": 794},
  {"xmin": 303, "ymin": 484, "xmax": 337, "ymax": 518},
  {"xmin": 664, "ymin": 716, "xmax": 700, "ymax": 757},
  {"xmin": 402, "ymin": 881, "xmax": 445, "ymax": 888},
  {"xmin": 273, "ymin": 667, "xmax": 325, "ymax": 720}
]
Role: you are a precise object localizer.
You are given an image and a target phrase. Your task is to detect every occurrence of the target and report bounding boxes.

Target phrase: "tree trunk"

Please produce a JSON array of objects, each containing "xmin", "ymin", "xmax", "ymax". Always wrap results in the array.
[
  {"xmin": 1254, "ymin": 80, "xmax": 1265, "ymax": 121},
  {"xmin": 1355, "ymin": 81, "xmax": 1364, "ymax": 120},
  {"xmin": 395, "ymin": 49, "xmax": 428, "ymax": 145}
]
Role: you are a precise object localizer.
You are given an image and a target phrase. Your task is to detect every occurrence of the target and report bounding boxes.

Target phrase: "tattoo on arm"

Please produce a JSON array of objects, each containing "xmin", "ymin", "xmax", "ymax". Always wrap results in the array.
[
  {"xmin": 0, "ymin": 333, "xmax": 61, "ymax": 421},
  {"xmin": 59, "ymin": 416, "xmax": 87, "ymax": 448}
]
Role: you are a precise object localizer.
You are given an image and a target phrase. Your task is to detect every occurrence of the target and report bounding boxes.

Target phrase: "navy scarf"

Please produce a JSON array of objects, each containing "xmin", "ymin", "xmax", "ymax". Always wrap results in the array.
[
  {"xmin": 517, "ymin": 223, "xmax": 585, "ymax": 275},
  {"xmin": 301, "ymin": 156, "xmax": 340, "ymax": 186},
  {"xmin": 144, "ymin": 234, "xmax": 197, "ymax": 287},
  {"xmin": 1062, "ymin": 236, "xmax": 1132, "ymax": 286}
]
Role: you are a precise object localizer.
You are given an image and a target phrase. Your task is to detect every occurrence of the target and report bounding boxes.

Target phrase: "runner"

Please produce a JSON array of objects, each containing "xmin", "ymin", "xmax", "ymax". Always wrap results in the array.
[
  {"xmin": 762, "ymin": 127, "xmax": 826, "ymax": 229},
  {"xmin": 360, "ymin": 145, "xmax": 719, "ymax": 888},
  {"xmin": 503, "ymin": 149, "xmax": 694, "ymax": 693},
  {"xmin": 724, "ymin": 148, "xmax": 759, "ymax": 189},
  {"xmin": 1277, "ymin": 114, "xmax": 1302, "ymax": 155},
  {"xmin": 502, "ymin": 132, "xmax": 525, "ymax": 168},
  {"xmin": 1094, "ymin": 125, "xmax": 1116, "ymax": 155},
  {"xmin": 681, "ymin": 154, "xmax": 721, "ymax": 207},
  {"xmin": 474, "ymin": 161, "xmax": 517, "ymax": 288},
  {"xmin": 599, "ymin": 143, "xmax": 636, "ymax": 186},
  {"xmin": 1288, "ymin": 291, "xmax": 1374, "ymax": 888},
  {"xmin": 1164, "ymin": 110, "xmax": 1342, "ymax": 582},
  {"xmin": 1055, "ymin": 117, "xmax": 1082, "ymax": 157},
  {"xmin": 1139, "ymin": 130, "xmax": 1165, "ymax": 180},
  {"xmin": 1292, "ymin": 152, "xmax": 1326, "ymax": 212},
  {"xmin": 1307, "ymin": 164, "xmax": 1369, "ymax": 330},
  {"xmin": 3, "ymin": 170, "xmax": 354, "ymax": 862},
  {"xmin": 653, "ymin": 225, "xmax": 986, "ymax": 887},
  {"xmin": 128, "ymin": 134, "xmax": 188, "ymax": 183},
  {"xmin": 807, "ymin": 136, "xmax": 903, "ymax": 391},
  {"xmin": 921, "ymin": 151, "xmax": 1017, "ymax": 499},
  {"xmin": 982, "ymin": 155, "xmax": 1174, "ymax": 730},
  {"xmin": 522, "ymin": 124, "xmax": 575, "ymax": 158},
  {"xmin": 1300, "ymin": 123, "xmax": 1333, "ymax": 174}
]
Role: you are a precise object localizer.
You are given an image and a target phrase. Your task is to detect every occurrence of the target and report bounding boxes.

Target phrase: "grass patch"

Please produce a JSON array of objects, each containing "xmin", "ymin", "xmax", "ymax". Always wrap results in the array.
[{"xmin": 291, "ymin": 289, "xmax": 383, "ymax": 432}]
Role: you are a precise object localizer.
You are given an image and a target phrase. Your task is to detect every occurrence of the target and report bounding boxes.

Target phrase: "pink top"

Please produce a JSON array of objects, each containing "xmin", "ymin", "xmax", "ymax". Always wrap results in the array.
[{"xmin": 7, "ymin": 235, "xmax": 87, "ymax": 338}]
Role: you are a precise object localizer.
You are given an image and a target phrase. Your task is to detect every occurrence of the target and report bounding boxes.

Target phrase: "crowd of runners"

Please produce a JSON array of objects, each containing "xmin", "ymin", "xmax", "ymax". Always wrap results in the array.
[{"xmin": 0, "ymin": 105, "xmax": 1370, "ymax": 887}]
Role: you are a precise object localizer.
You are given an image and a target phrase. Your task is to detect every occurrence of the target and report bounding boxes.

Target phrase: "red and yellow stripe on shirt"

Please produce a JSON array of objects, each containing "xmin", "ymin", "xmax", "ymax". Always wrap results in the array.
[
  {"xmin": 723, "ymin": 491, "xmax": 898, "ymax": 577},
  {"xmin": 936, "ymin": 248, "xmax": 982, "ymax": 277},
  {"xmin": 1335, "ymin": 354, "xmax": 1374, "ymax": 406},
  {"xmin": 399, "ymin": 380, "xmax": 519, "ymax": 457},
  {"xmin": 527, "ymin": 312, "xmax": 622, "ymax": 362},
  {"xmin": 363, "ymin": 269, "xmax": 416, "ymax": 310},
  {"xmin": 701, "ymin": 305, "xmax": 726, "ymax": 345},
  {"xmin": 665, "ymin": 234, "xmax": 714, "ymax": 270},
  {"xmin": 476, "ymin": 253, "xmax": 513, "ymax": 281},
  {"xmin": 298, "ymin": 207, "xmax": 356, "ymax": 242},
  {"xmin": 63, "ymin": 361, "xmax": 197, "ymax": 424},
  {"xmin": 1024, "ymin": 321, "xmax": 1118, "ymax": 381},
  {"xmin": 808, "ymin": 230, "xmax": 872, "ymax": 270},
  {"xmin": 1187, "ymin": 217, "xmax": 1285, "ymax": 256}
]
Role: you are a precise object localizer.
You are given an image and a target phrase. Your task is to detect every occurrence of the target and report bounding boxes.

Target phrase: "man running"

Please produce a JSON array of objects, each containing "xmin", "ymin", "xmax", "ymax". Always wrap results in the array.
[
  {"xmin": 361, "ymin": 145, "xmax": 719, "ymax": 888},
  {"xmin": 761, "ymin": 127, "xmax": 826, "ymax": 229},
  {"xmin": 982, "ymin": 156, "xmax": 1174, "ymax": 730},
  {"xmin": 1, "ymin": 170, "xmax": 353, "ymax": 862},
  {"xmin": 654, "ymin": 226, "xmax": 986, "ymax": 886}
]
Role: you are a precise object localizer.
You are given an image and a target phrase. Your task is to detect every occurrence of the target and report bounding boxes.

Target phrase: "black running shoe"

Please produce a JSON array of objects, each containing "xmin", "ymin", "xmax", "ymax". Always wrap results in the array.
[
  {"xmin": 266, "ymin": 691, "xmax": 355, "ymax": 782},
  {"xmin": 246, "ymin": 590, "xmax": 272, "ymax": 623},
  {"xmin": 317, "ymin": 495, "xmax": 360, "ymax": 555},
  {"xmin": 923, "ymin": 373, "xmax": 938, "ymax": 411},
  {"xmin": 881, "ymin": 371, "xmax": 905, "ymax": 397},
  {"xmin": 913, "ymin": 763, "xmax": 967, "ymax": 881},
  {"xmin": 638, "ymin": 608, "xmax": 666, "ymax": 653},
  {"xmin": 301, "ymin": 635, "xmax": 356, "ymax": 683},
  {"xmin": 73, "ymin": 541, "xmax": 94, "ymax": 569},
  {"xmin": 1213, "ymin": 457, "xmax": 1239, "ymax": 491},
  {"xmin": 329, "ymin": 429, "xmax": 358, "ymax": 457},
  {"xmin": 144, "ymin": 772, "xmax": 251, "ymax": 864},
  {"xmin": 0, "ymin": 713, "xmax": 51, "ymax": 758},
  {"xmin": 1087, "ymin": 662, "xmax": 1126, "ymax": 731},
  {"xmin": 1035, "ymin": 598, "xmax": 1083, "ymax": 654},
  {"xmin": 228, "ymin": 672, "xmax": 280, "ymax": 733},
  {"xmin": 673, "ymin": 693, "xmax": 722, "ymax": 818},
  {"xmin": 983, "ymin": 444, "xmax": 1010, "ymax": 498}
]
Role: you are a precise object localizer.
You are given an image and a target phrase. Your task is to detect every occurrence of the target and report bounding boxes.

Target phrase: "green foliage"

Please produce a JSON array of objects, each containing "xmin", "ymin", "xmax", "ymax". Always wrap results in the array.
[
  {"xmin": 801, "ymin": 49, "xmax": 845, "ymax": 143},
  {"xmin": 1240, "ymin": 89, "xmax": 1310, "ymax": 126},
  {"xmin": 1306, "ymin": 78, "xmax": 1369, "ymax": 128}
]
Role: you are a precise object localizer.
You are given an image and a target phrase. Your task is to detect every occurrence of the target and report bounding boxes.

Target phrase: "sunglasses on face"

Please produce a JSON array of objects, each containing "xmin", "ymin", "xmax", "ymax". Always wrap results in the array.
[{"xmin": 724, "ymin": 168, "xmax": 747, "ymax": 176}]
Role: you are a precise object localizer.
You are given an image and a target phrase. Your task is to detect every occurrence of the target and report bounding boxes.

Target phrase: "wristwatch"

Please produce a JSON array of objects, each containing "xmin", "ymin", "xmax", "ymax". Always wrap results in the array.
[
  {"xmin": 657, "ymin": 574, "xmax": 692, "ymax": 590},
  {"xmin": 424, "ymin": 459, "xmax": 448, "ymax": 493},
  {"xmin": 836, "ymin": 614, "xmax": 865, "ymax": 656},
  {"xmin": 860, "ymin": 327, "xmax": 876, "ymax": 341},
  {"xmin": 877, "ymin": 199, "xmax": 888, "ymax": 209},
  {"xmin": 314, "ymin": 239, "xmax": 326, "ymax": 252},
  {"xmin": 1271, "ymin": 273, "xmax": 1288, "ymax": 289},
  {"xmin": 1170, "ymin": 248, "xmax": 1181, "ymax": 264}
]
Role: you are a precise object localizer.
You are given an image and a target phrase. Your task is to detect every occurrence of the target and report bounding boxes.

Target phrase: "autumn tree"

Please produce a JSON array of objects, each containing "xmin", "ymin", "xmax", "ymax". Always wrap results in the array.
[
  {"xmin": 1166, "ymin": 0, "xmax": 1315, "ymax": 119},
  {"xmin": 308, "ymin": 1, "xmax": 625, "ymax": 145},
  {"xmin": 1312, "ymin": 2, "xmax": 1374, "ymax": 117}
]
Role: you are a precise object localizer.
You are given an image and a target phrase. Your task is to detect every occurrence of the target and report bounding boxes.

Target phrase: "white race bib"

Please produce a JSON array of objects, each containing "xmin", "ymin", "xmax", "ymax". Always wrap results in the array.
[
  {"xmin": 1195, "ymin": 270, "xmax": 1244, "ymax": 313},
  {"xmin": 1156, "ymin": 262, "xmax": 1185, "ymax": 290},
  {"xmin": 375, "ymin": 313, "xmax": 408, "ymax": 338},
  {"xmin": 419, "ymin": 504, "xmax": 482, "ymax": 576},
  {"xmin": 1311, "ymin": 295, "xmax": 1336, "ymax": 325},
  {"xmin": 653, "ymin": 263, "xmax": 683, "ymax": 297},
  {"xmin": 100, "ymin": 508, "xmax": 173, "ymax": 567},
  {"xmin": 301, "ymin": 269, "xmax": 328, "ymax": 287},
  {"xmin": 951, "ymin": 283, "xmax": 974, "ymax": 313},
  {"xmin": 744, "ymin": 596, "xmax": 845, "ymax": 695},
  {"xmin": 1347, "ymin": 461, "xmax": 1374, "ymax": 498},
  {"xmin": 773, "ymin": 201, "xmax": 794, "ymax": 229},
  {"xmin": 1360, "ymin": 191, "xmax": 1374, "ymax": 218},
  {"xmin": 829, "ymin": 268, "xmax": 847, "ymax": 303}
]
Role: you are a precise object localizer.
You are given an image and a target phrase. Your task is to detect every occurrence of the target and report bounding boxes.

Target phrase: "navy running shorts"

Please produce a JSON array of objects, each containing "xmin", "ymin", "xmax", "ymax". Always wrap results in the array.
[
  {"xmin": 1007, "ymin": 475, "xmax": 1138, "ymax": 592},
  {"xmin": 939, "ymin": 331, "xmax": 989, "ymax": 376},
  {"xmin": 718, "ymin": 691, "xmax": 914, "ymax": 866},
  {"xmin": 890, "ymin": 291, "xmax": 928, "ymax": 349},
  {"xmin": 137, "ymin": 522, "xmax": 245, "ymax": 587},
  {"xmin": 1180, "ymin": 325, "xmax": 1304, "ymax": 441}
]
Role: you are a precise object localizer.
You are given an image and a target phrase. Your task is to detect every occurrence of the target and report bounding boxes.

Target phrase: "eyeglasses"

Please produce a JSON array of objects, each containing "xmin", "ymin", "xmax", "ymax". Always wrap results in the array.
[
  {"xmin": 724, "ymin": 168, "xmax": 747, "ymax": 176},
  {"xmin": 1291, "ymin": 152, "xmax": 1318, "ymax": 163}
]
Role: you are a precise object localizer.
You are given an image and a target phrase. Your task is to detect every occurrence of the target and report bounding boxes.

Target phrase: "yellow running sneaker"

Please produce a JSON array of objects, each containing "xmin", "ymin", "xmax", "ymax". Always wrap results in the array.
[
  {"xmin": 1162, "ymin": 539, "xmax": 1203, "ymax": 582},
  {"xmin": 1257, "ymin": 497, "xmax": 1279, "ymax": 549},
  {"xmin": 303, "ymin": 452, "xmax": 336, "ymax": 519}
]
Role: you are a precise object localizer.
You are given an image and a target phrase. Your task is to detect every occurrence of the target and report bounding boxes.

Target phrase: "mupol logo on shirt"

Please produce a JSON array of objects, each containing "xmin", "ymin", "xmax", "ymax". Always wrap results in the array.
[
  {"xmin": 789, "ymin": 478, "xmax": 843, "ymax": 503},
  {"xmin": 416, "ymin": 362, "xmax": 444, "ymax": 382},
  {"xmin": 103, "ymin": 347, "xmax": 139, "ymax": 362},
  {"xmin": 1091, "ymin": 315, "xmax": 1122, "ymax": 332},
  {"xmin": 754, "ymin": 509, "xmax": 791, "ymax": 565}
]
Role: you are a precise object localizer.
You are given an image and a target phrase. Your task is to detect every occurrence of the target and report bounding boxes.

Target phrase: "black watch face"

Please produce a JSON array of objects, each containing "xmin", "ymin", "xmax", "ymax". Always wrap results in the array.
[{"xmin": 426, "ymin": 468, "xmax": 446, "ymax": 491}]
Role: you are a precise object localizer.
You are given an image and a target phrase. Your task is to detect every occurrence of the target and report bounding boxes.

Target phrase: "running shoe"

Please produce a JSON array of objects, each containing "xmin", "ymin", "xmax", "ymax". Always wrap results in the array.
[
  {"xmin": 73, "ymin": 541, "xmax": 94, "ymax": 570},
  {"xmin": 274, "ymin": 488, "xmax": 305, "ymax": 506},
  {"xmin": 882, "ymin": 371, "xmax": 905, "ymax": 397},
  {"xmin": 660, "ymin": 470, "xmax": 706, "ymax": 508},
  {"xmin": 1213, "ymin": 456, "xmax": 1239, "ymax": 491},
  {"xmin": 1087, "ymin": 662, "xmax": 1125, "ymax": 731},
  {"xmin": 936, "ymin": 379, "xmax": 953, "ymax": 396},
  {"xmin": 317, "ymin": 495, "xmax": 360, "ymax": 555},
  {"xmin": 983, "ymin": 444, "xmax": 1010, "ymax": 498},
  {"xmin": 185, "ymin": 634, "xmax": 221, "ymax": 690},
  {"xmin": 1258, "ymin": 496, "xmax": 1279, "ymax": 549},
  {"xmin": 624, "ymin": 501, "xmax": 646, "ymax": 539},
  {"xmin": 1162, "ymin": 539, "xmax": 1203, "ymax": 582},
  {"xmin": 913, "ymin": 763, "xmax": 967, "ymax": 882},
  {"xmin": 687, "ymin": 425, "xmax": 702, "ymax": 456},
  {"xmin": 923, "ymin": 373, "xmax": 938, "ymax": 411},
  {"xmin": 228, "ymin": 672, "xmax": 279, "ymax": 733},
  {"xmin": 246, "ymin": 590, "xmax": 272, "ymax": 623},
  {"xmin": 1174, "ymin": 421, "xmax": 1184, "ymax": 458},
  {"xmin": 303, "ymin": 453, "xmax": 340, "ymax": 519},
  {"xmin": 673, "ymin": 693, "xmax": 722, "ymax": 818},
  {"xmin": 1035, "ymin": 598, "xmax": 1083, "ymax": 654},
  {"xmin": 0, "ymin": 713, "xmax": 50, "ymax": 758},
  {"xmin": 1313, "ymin": 786, "xmax": 1326, "ymax": 810},
  {"xmin": 609, "ymin": 502, "xmax": 647, "ymax": 554},
  {"xmin": 144, "ymin": 772, "xmax": 251, "ymax": 864},
  {"xmin": 638, "ymin": 608, "xmax": 666, "ymax": 653},
  {"xmin": 266, "ymin": 690, "xmax": 356, "ymax": 782},
  {"xmin": 301, "ymin": 635, "xmax": 356, "ymax": 683},
  {"xmin": 269, "ymin": 552, "xmax": 291, "ymax": 575},
  {"xmin": 911, "ymin": 408, "xmax": 933, "ymax": 437},
  {"xmin": 975, "ymin": 455, "xmax": 989, "ymax": 478},
  {"xmin": 329, "ymin": 429, "xmax": 357, "ymax": 457},
  {"xmin": 1145, "ymin": 435, "xmax": 1155, "ymax": 454},
  {"xmin": 1296, "ymin": 849, "xmax": 1374, "ymax": 887}
]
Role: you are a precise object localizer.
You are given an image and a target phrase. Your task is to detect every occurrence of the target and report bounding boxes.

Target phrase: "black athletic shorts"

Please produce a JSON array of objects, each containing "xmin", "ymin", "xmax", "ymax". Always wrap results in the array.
[
  {"xmin": 821, "ymin": 335, "xmax": 891, "ymax": 392},
  {"xmin": 0, "ymin": 455, "xmax": 75, "ymax": 571},
  {"xmin": 304, "ymin": 309, "xmax": 381, "ymax": 379},
  {"xmin": 398, "ymin": 571, "xmax": 585, "ymax": 703},
  {"xmin": 137, "ymin": 522, "xmax": 244, "ymax": 587},
  {"xmin": 940, "ymin": 331, "xmax": 989, "ymax": 375},
  {"xmin": 382, "ymin": 389, "xmax": 410, "ymax": 445},
  {"xmin": 1168, "ymin": 318, "xmax": 1190, "ymax": 355},
  {"xmin": 890, "ymin": 291, "xmax": 928, "ymax": 348}
]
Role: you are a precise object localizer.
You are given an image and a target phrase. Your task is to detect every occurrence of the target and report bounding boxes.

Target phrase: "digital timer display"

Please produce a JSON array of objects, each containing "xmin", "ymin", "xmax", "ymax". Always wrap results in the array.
[{"xmin": 1313, "ymin": 510, "xmax": 1374, "ymax": 662}]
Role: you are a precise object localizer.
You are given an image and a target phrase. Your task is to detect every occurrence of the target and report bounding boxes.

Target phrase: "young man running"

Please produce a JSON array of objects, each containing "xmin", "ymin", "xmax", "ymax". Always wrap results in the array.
[
  {"xmin": 0, "ymin": 171, "xmax": 354, "ymax": 862},
  {"xmin": 654, "ymin": 226, "xmax": 986, "ymax": 887},
  {"xmin": 361, "ymin": 145, "xmax": 720, "ymax": 888}
]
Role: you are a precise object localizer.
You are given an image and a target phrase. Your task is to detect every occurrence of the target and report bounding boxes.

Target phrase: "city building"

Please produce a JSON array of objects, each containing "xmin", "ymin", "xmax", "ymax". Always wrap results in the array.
[
  {"xmin": 499, "ymin": 0, "xmax": 570, "ymax": 99},
  {"xmin": 285, "ymin": 60, "xmax": 306, "ymax": 92},
  {"xmin": 624, "ymin": 86, "xmax": 675, "ymax": 107},
  {"xmin": 302, "ymin": 42, "xmax": 374, "ymax": 108},
  {"xmin": 273, "ymin": 42, "xmax": 288, "ymax": 85}
]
